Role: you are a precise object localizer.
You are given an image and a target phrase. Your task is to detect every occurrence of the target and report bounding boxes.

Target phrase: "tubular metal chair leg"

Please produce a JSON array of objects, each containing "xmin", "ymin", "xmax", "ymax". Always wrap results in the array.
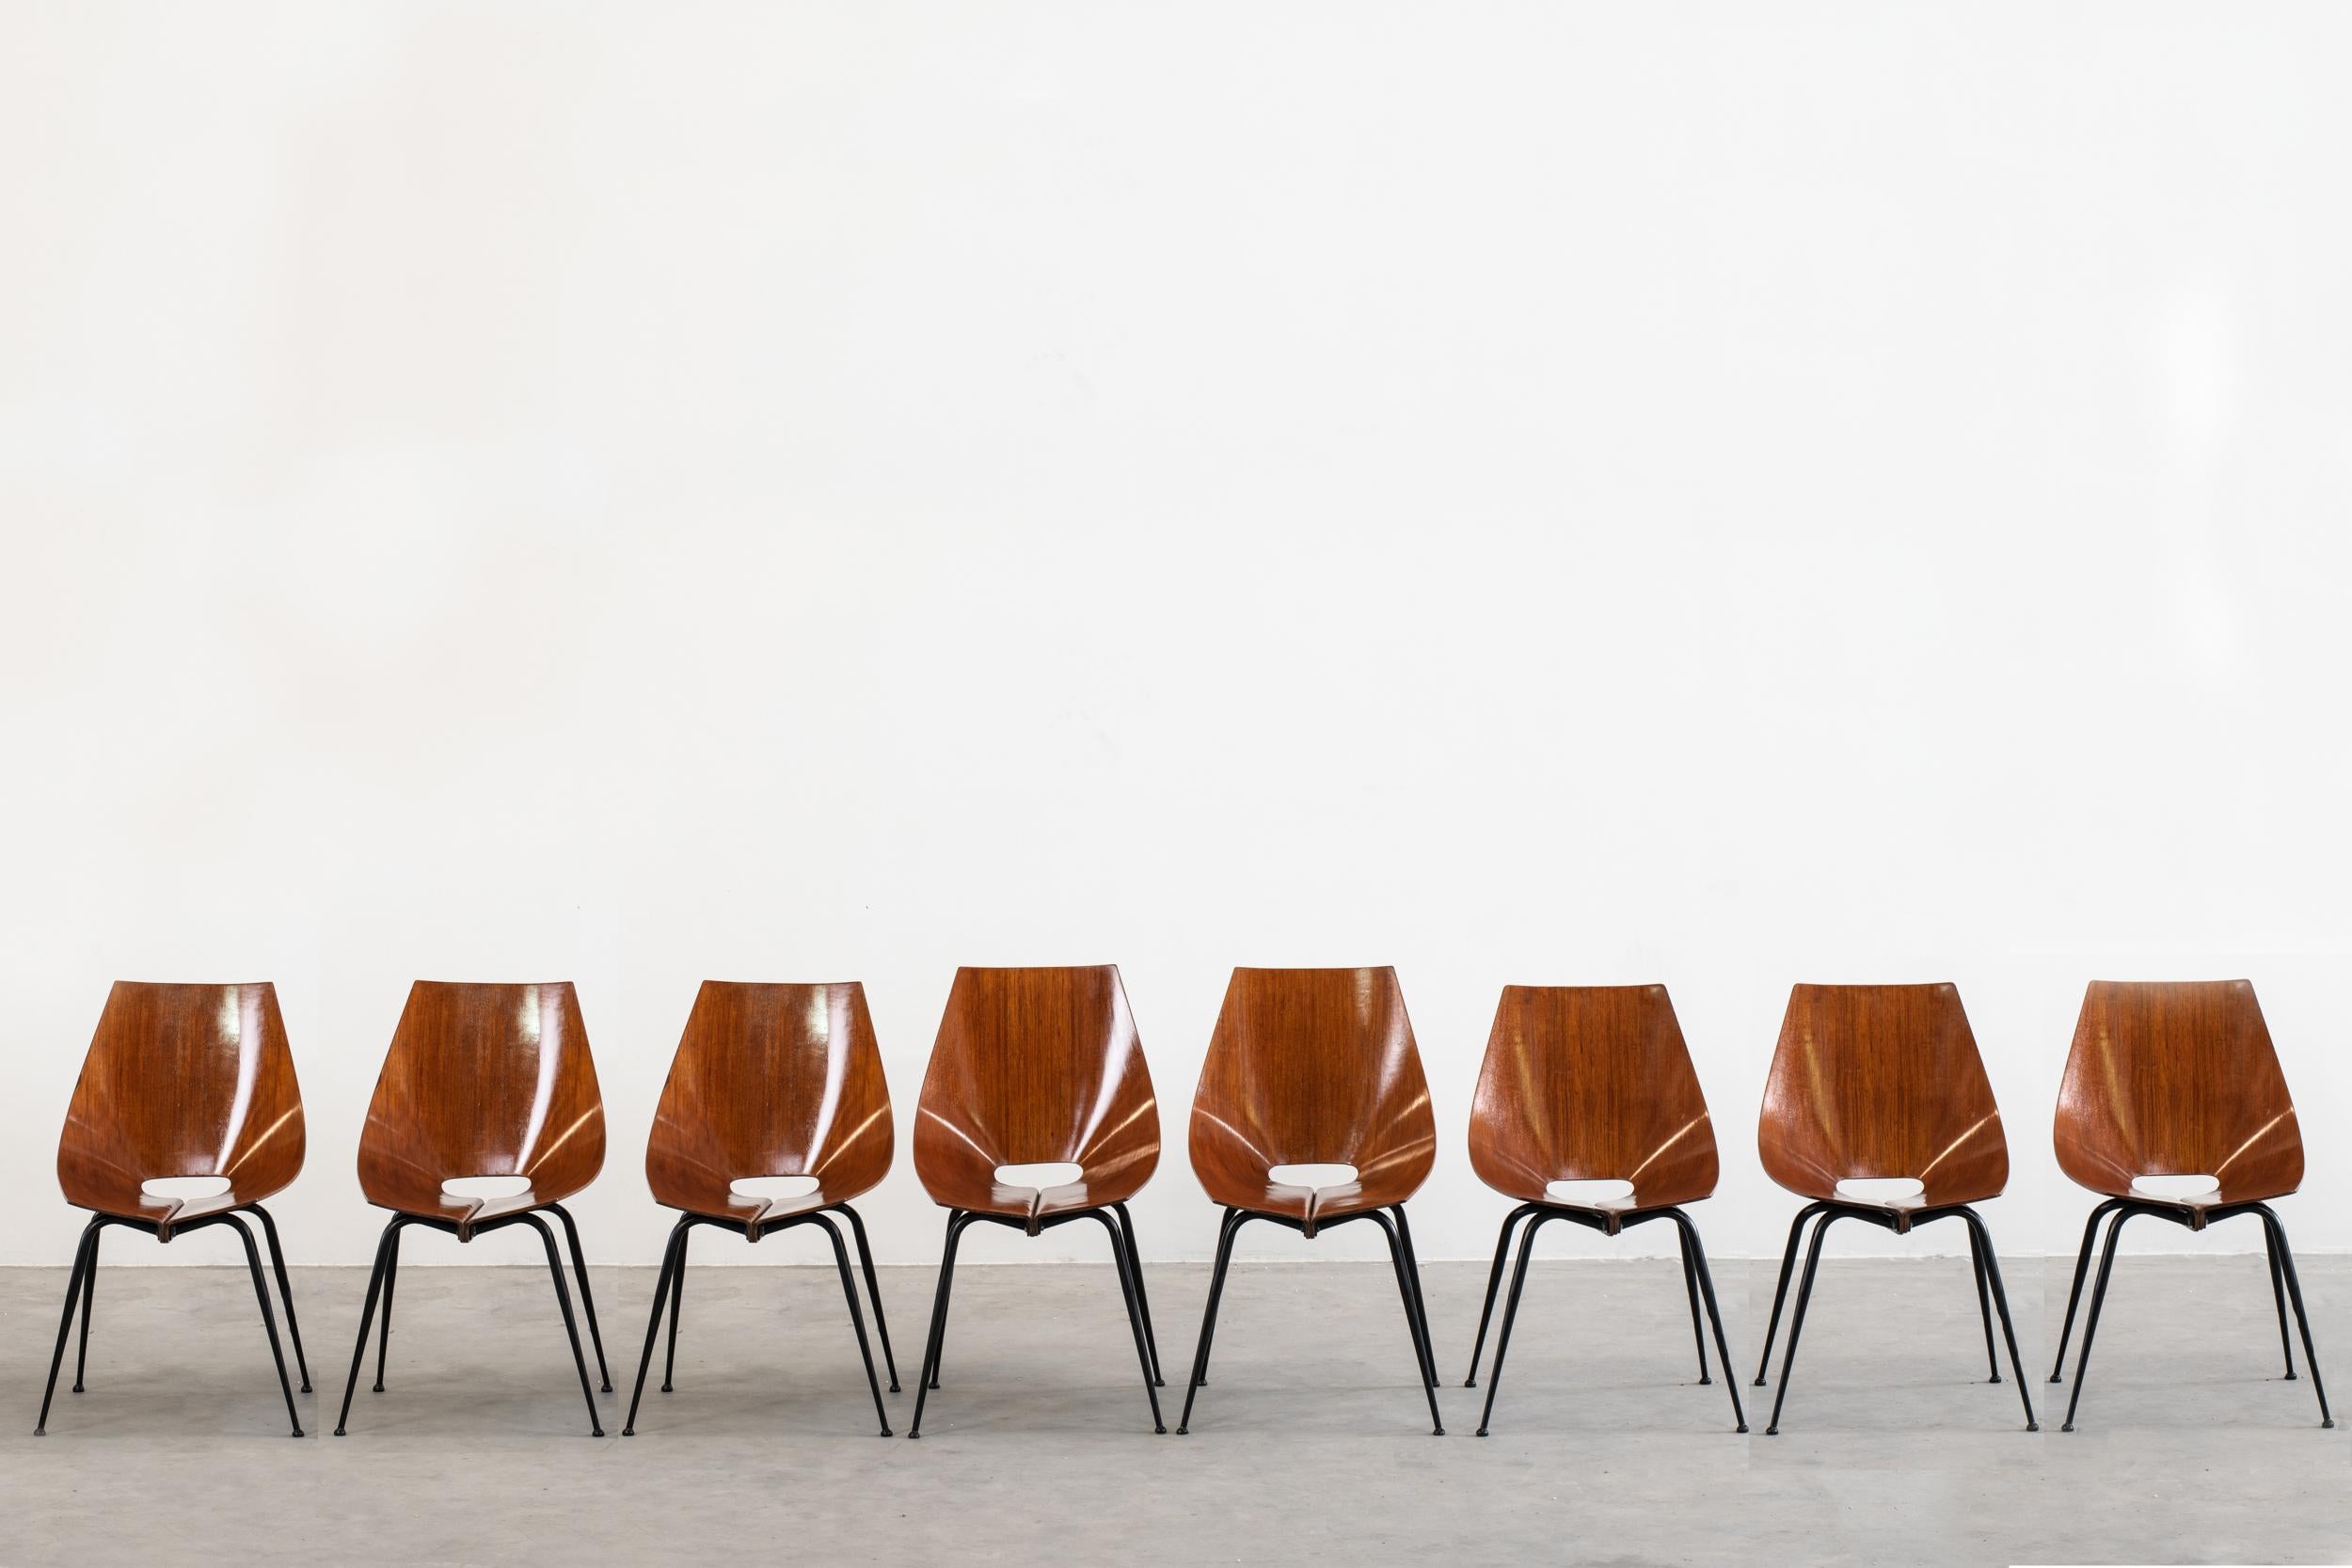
[
  {"xmin": 518, "ymin": 1213, "xmax": 605, "ymax": 1436},
  {"xmin": 1177, "ymin": 1209, "xmax": 1244, "ymax": 1433},
  {"xmin": 833, "ymin": 1203, "xmax": 900, "ymax": 1392},
  {"xmin": 807, "ymin": 1212, "xmax": 894, "ymax": 1436},
  {"xmin": 1756, "ymin": 1200, "xmax": 1829, "ymax": 1386},
  {"xmin": 373, "ymin": 1224, "xmax": 402, "ymax": 1393},
  {"xmin": 1110, "ymin": 1201, "xmax": 1164, "ymax": 1386},
  {"xmin": 245, "ymin": 1204, "xmax": 311, "ymax": 1392},
  {"xmin": 549, "ymin": 1204, "xmax": 612, "ymax": 1393},
  {"xmin": 623, "ymin": 1220, "xmax": 690, "ymax": 1435},
  {"xmin": 2049, "ymin": 1197, "xmax": 2123, "ymax": 1382},
  {"xmin": 1367, "ymin": 1210, "xmax": 1444, "ymax": 1435},
  {"xmin": 1474, "ymin": 1211, "xmax": 1552, "ymax": 1434},
  {"xmin": 662, "ymin": 1224, "xmax": 689, "ymax": 1393},
  {"xmin": 1391, "ymin": 1206, "xmax": 1440, "ymax": 1391},
  {"xmin": 2255, "ymin": 1206, "xmax": 2332, "ymax": 1428},
  {"xmin": 2263, "ymin": 1217, "xmax": 2298, "ymax": 1381},
  {"xmin": 2061, "ymin": 1207, "xmax": 2137, "ymax": 1431},
  {"xmin": 1965, "ymin": 1221, "xmax": 2001, "ymax": 1382},
  {"xmin": 1674, "ymin": 1217, "xmax": 1710, "ymax": 1384},
  {"xmin": 1763, "ymin": 1210, "xmax": 1838, "ymax": 1435},
  {"xmin": 1958, "ymin": 1210, "xmax": 2037, "ymax": 1429},
  {"xmin": 222, "ymin": 1213, "xmax": 304, "ymax": 1436},
  {"xmin": 1086, "ymin": 1211, "xmax": 1167, "ymax": 1433},
  {"xmin": 72, "ymin": 1224, "xmax": 100, "ymax": 1394},
  {"xmin": 36, "ymin": 1220, "xmax": 102, "ymax": 1434},
  {"xmin": 1467, "ymin": 1203, "xmax": 1535, "ymax": 1386},
  {"xmin": 335, "ymin": 1218, "xmax": 403, "ymax": 1435},
  {"xmin": 907, "ymin": 1210, "xmax": 972, "ymax": 1439},
  {"xmin": 1668, "ymin": 1211, "xmax": 1748, "ymax": 1432}
]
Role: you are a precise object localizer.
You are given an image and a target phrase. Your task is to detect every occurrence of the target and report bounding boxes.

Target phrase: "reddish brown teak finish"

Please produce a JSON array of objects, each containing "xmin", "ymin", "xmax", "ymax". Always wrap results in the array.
[
  {"xmin": 1188, "ymin": 966, "xmax": 1436, "ymax": 1235},
  {"xmin": 647, "ymin": 980, "xmax": 894, "ymax": 1235},
  {"xmin": 58, "ymin": 981, "xmax": 306, "ymax": 1237},
  {"xmin": 2056, "ymin": 979, "xmax": 2300, "ymax": 1210},
  {"xmin": 914, "ymin": 965, "xmax": 1159, "ymax": 1229},
  {"xmin": 1757, "ymin": 981, "xmax": 2008, "ymax": 1219},
  {"xmin": 1469, "ymin": 983, "xmax": 1717, "ymax": 1227},
  {"xmin": 358, "ymin": 980, "xmax": 607, "ymax": 1238}
]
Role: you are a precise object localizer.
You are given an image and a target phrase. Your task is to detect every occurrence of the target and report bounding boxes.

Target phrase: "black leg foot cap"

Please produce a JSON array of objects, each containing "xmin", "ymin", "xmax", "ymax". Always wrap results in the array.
[
  {"xmin": 1752, "ymin": 1377, "xmax": 1767, "ymax": 1387},
  {"xmin": 600, "ymin": 1383, "xmax": 613, "ymax": 1393},
  {"xmin": 622, "ymin": 1427, "xmax": 635, "ymax": 1436},
  {"xmin": 2026, "ymin": 1421, "xmax": 2040, "ymax": 1432},
  {"xmin": 2048, "ymin": 1374, "xmax": 2062, "ymax": 1384},
  {"xmin": 878, "ymin": 1427, "xmax": 894, "ymax": 1437},
  {"xmin": 888, "ymin": 1382, "xmax": 902, "ymax": 1393},
  {"xmin": 2059, "ymin": 1421, "xmax": 2074, "ymax": 1433},
  {"xmin": 590, "ymin": 1427, "xmax": 606, "ymax": 1438},
  {"xmin": 289, "ymin": 1428, "xmax": 305, "ymax": 1438},
  {"xmin": 1764, "ymin": 1426, "xmax": 1779, "ymax": 1436},
  {"xmin": 2323, "ymin": 1418, "xmax": 2336, "ymax": 1429},
  {"xmin": 1698, "ymin": 1375, "xmax": 1712, "ymax": 1386},
  {"xmin": 1735, "ymin": 1423, "xmax": 1749, "ymax": 1433},
  {"xmin": 300, "ymin": 1382, "xmax": 313, "ymax": 1393},
  {"xmin": 1990, "ymin": 1374, "xmax": 2002, "ymax": 1384},
  {"xmin": 2285, "ymin": 1370, "xmax": 2298, "ymax": 1380}
]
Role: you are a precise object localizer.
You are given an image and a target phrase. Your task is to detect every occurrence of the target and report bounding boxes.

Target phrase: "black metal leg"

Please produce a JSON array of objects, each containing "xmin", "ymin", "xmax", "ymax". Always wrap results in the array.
[
  {"xmin": 1763, "ymin": 1209, "xmax": 1839, "ymax": 1435},
  {"xmin": 623, "ymin": 1219, "xmax": 690, "ymax": 1435},
  {"xmin": 1958, "ymin": 1209, "xmax": 2036, "ymax": 1430},
  {"xmin": 1475, "ymin": 1211, "xmax": 1553, "ymax": 1435},
  {"xmin": 1085, "ymin": 1210, "xmax": 1167, "ymax": 1433},
  {"xmin": 1391, "ymin": 1206, "xmax": 1440, "ymax": 1391},
  {"xmin": 518, "ymin": 1213, "xmax": 605, "ymax": 1436},
  {"xmin": 1756, "ymin": 1200, "xmax": 1828, "ymax": 1386},
  {"xmin": 2254, "ymin": 1206, "xmax": 2332, "ymax": 1428},
  {"xmin": 335, "ymin": 1217, "xmax": 402, "ymax": 1435},
  {"xmin": 36, "ymin": 1220, "xmax": 101, "ymax": 1434},
  {"xmin": 373, "ymin": 1224, "xmax": 402, "ymax": 1393},
  {"xmin": 1467, "ymin": 1203, "xmax": 1535, "ymax": 1387},
  {"xmin": 662, "ymin": 1223, "xmax": 689, "ymax": 1393},
  {"xmin": 222, "ymin": 1214, "xmax": 304, "ymax": 1437},
  {"xmin": 2264, "ymin": 1215, "xmax": 2298, "ymax": 1380},
  {"xmin": 2060, "ymin": 1206, "xmax": 2138, "ymax": 1432},
  {"xmin": 2049, "ymin": 1197, "xmax": 2122, "ymax": 1383},
  {"xmin": 1178, "ymin": 1208, "xmax": 1244, "ymax": 1433},
  {"xmin": 245, "ymin": 1204, "xmax": 311, "ymax": 1392},
  {"xmin": 1965, "ymin": 1220, "xmax": 2000, "ymax": 1382},
  {"xmin": 548, "ymin": 1204, "xmax": 612, "ymax": 1394},
  {"xmin": 1110, "ymin": 1201, "xmax": 1165, "ymax": 1386},
  {"xmin": 833, "ymin": 1203, "xmax": 900, "ymax": 1392},
  {"xmin": 1366, "ymin": 1210, "xmax": 1444, "ymax": 1434},
  {"xmin": 1667, "ymin": 1211, "xmax": 1748, "ymax": 1432},
  {"xmin": 72, "ymin": 1223, "xmax": 99, "ymax": 1394},
  {"xmin": 807, "ymin": 1212, "xmax": 894, "ymax": 1436},
  {"xmin": 1674, "ymin": 1216, "xmax": 1710, "ymax": 1384},
  {"xmin": 907, "ymin": 1210, "xmax": 971, "ymax": 1439}
]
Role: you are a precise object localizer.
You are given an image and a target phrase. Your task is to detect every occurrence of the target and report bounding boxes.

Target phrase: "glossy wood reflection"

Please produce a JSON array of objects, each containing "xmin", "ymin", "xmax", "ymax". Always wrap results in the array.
[
  {"xmin": 1468, "ymin": 983, "xmax": 1717, "ymax": 1220},
  {"xmin": 57, "ymin": 981, "xmax": 306, "ymax": 1236},
  {"xmin": 356, "ymin": 980, "xmax": 607, "ymax": 1237},
  {"xmin": 1188, "ymin": 966, "xmax": 1436, "ymax": 1232},
  {"xmin": 912, "ymin": 965, "xmax": 1159, "ymax": 1228}
]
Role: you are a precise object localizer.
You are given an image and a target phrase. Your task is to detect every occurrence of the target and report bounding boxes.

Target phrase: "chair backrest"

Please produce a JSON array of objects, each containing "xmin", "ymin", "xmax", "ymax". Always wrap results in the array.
[
  {"xmin": 358, "ymin": 981, "xmax": 605, "ymax": 1196},
  {"xmin": 1757, "ymin": 982, "xmax": 2008, "ymax": 1204},
  {"xmin": 647, "ymin": 980, "xmax": 892, "ymax": 1192},
  {"xmin": 57, "ymin": 980, "xmax": 305, "ymax": 1199},
  {"xmin": 914, "ymin": 965, "xmax": 1158, "ymax": 1182},
  {"xmin": 1190, "ymin": 966, "xmax": 1435, "ymax": 1178},
  {"xmin": 1468, "ymin": 984, "xmax": 1717, "ymax": 1206},
  {"xmin": 2055, "ymin": 978, "xmax": 2301, "ymax": 1202}
]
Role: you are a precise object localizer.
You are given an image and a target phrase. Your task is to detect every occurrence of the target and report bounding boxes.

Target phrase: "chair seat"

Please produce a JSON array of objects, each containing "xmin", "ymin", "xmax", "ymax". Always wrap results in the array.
[
  {"xmin": 362, "ymin": 1166, "xmax": 591, "ymax": 1240},
  {"xmin": 1205, "ymin": 1168, "xmax": 1421, "ymax": 1237},
  {"xmin": 651, "ymin": 1166, "xmax": 878, "ymax": 1239},
  {"xmin": 62, "ymin": 1171, "xmax": 279, "ymax": 1240}
]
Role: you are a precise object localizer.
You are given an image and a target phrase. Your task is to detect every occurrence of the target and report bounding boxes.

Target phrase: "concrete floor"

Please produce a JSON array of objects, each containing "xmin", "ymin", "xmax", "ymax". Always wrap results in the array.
[{"xmin": 0, "ymin": 1249, "xmax": 2343, "ymax": 1566}]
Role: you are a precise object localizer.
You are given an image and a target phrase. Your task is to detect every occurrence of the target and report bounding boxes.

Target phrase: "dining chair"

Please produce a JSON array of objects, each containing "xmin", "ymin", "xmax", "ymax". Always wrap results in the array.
[
  {"xmin": 335, "ymin": 980, "xmax": 611, "ymax": 1436},
  {"xmin": 2048, "ymin": 978, "xmax": 2330, "ymax": 1430},
  {"xmin": 40, "ymin": 981, "xmax": 309, "ymax": 1436},
  {"xmin": 623, "ymin": 980, "xmax": 896, "ymax": 1436},
  {"xmin": 1753, "ymin": 982, "xmax": 2037, "ymax": 1433},
  {"xmin": 907, "ymin": 965, "xmax": 1165, "ymax": 1437},
  {"xmin": 1179, "ymin": 965, "xmax": 1443, "ymax": 1435},
  {"xmin": 1463, "ymin": 984, "xmax": 1745, "ymax": 1434}
]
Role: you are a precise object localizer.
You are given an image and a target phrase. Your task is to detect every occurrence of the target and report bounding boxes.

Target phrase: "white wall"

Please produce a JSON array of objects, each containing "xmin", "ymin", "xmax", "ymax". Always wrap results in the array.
[{"xmin": 3, "ymin": 3, "xmax": 2347, "ymax": 1271}]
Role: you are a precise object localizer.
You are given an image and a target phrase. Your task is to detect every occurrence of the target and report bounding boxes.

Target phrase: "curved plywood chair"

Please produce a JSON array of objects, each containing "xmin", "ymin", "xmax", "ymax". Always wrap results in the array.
[
  {"xmin": 1178, "ymin": 966, "xmax": 1443, "ymax": 1435},
  {"xmin": 40, "ymin": 981, "xmax": 309, "ymax": 1436},
  {"xmin": 907, "ymin": 965, "xmax": 1164, "ymax": 1436},
  {"xmin": 2047, "ymin": 979, "xmax": 2329, "ymax": 1430},
  {"xmin": 1460, "ymin": 984, "xmax": 1743, "ymax": 1434},
  {"xmin": 337, "ymin": 981, "xmax": 611, "ymax": 1437},
  {"xmin": 625, "ymin": 981, "xmax": 896, "ymax": 1437},
  {"xmin": 1752, "ymin": 983, "xmax": 2036, "ymax": 1434}
]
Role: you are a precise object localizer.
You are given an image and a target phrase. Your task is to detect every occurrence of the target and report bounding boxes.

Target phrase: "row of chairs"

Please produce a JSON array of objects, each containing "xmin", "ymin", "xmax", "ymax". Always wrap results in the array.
[{"xmin": 38, "ymin": 969, "xmax": 2328, "ymax": 1443}]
